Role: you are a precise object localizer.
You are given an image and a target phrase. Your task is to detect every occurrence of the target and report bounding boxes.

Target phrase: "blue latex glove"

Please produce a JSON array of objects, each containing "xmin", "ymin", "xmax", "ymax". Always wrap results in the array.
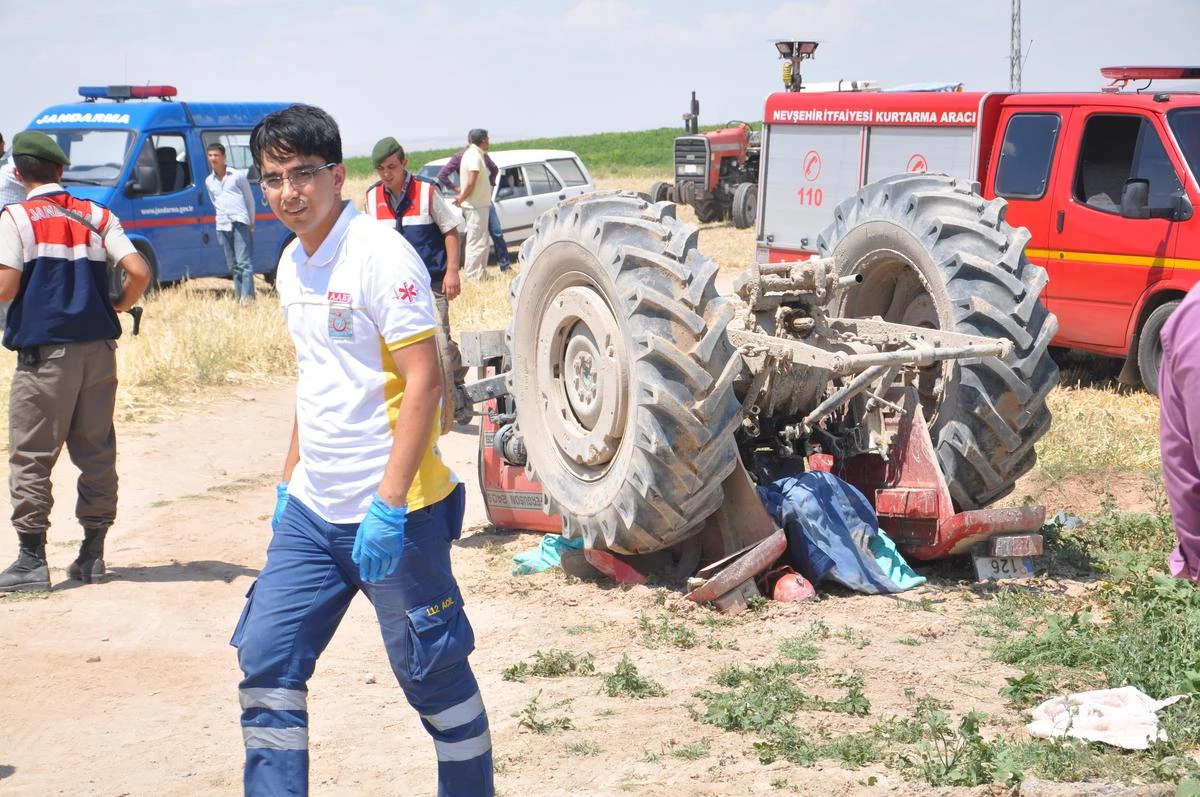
[
  {"xmin": 353, "ymin": 495, "xmax": 408, "ymax": 583},
  {"xmin": 272, "ymin": 482, "xmax": 289, "ymax": 532}
]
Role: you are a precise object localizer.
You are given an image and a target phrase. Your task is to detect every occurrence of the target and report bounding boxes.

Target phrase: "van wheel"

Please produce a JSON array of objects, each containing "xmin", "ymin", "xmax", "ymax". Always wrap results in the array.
[
  {"xmin": 1136, "ymin": 300, "xmax": 1180, "ymax": 396},
  {"xmin": 138, "ymin": 245, "xmax": 160, "ymax": 295},
  {"xmin": 112, "ymin": 243, "xmax": 158, "ymax": 299}
]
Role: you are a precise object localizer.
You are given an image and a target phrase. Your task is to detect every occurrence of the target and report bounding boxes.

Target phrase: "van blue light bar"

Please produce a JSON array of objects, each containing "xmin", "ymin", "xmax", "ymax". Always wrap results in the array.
[{"xmin": 78, "ymin": 85, "xmax": 178, "ymax": 102}]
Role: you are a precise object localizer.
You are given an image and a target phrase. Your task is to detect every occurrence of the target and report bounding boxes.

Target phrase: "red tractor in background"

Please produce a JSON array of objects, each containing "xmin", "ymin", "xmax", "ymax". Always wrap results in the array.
[
  {"xmin": 648, "ymin": 92, "xmax": 760, "ymax": 228},
  {"xmin": 649, "ymin": 42, "xmax": 827, "ymax": 229}
]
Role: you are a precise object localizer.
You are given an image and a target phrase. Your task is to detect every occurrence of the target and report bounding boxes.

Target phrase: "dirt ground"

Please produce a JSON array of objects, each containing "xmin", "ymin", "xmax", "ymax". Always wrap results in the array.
[{"xmin": 0, "ymin": 383, "xmax": 1164, "ymax": 797}]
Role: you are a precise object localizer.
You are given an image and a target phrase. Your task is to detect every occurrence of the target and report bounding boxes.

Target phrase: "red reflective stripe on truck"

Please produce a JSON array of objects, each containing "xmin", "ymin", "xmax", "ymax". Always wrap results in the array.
[{"xmin": 122, "ymin": 215, "xmax": 213, "ymax": 229}]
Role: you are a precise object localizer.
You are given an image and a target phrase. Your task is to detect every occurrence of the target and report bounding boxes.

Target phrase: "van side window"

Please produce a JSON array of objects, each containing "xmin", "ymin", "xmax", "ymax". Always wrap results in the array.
[
  {"xmin": 1073, "ymin": 114, "xmax": 1183, "ymax": 213},
  {"xmin": 202, "ymin": 131, "xmax": 259, "ymax": 180},
  {"xmin": 525, "ymin": 163, "xmax": 562, "ymax": 196},
  {"xmin": 547, "ymin": 157, "xmax": 588, "ymax": 187},
  {"xmin": 129, "ymin": 133, "xmax": 191, "ymax": 196},
  {"xmin": 995, "ymin": 113, "xmax": 1060, "ymax": 199}
]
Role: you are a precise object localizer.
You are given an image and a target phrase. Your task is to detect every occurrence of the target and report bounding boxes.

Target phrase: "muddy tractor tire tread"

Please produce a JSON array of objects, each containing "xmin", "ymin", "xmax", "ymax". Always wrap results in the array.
[
  {"xmin": 817, "ymin": 173, "xmax": 1059, "ymax": 510},
  {"xmin": 508, "ymin": 191, "xmax": 742, "ymax": 554}
]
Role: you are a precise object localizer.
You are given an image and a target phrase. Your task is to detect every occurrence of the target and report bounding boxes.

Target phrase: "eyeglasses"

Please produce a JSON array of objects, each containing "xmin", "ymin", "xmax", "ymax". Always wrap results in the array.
[{"xmin": 260, "ymin": 163, "xmax": 336, "ymax": 191}]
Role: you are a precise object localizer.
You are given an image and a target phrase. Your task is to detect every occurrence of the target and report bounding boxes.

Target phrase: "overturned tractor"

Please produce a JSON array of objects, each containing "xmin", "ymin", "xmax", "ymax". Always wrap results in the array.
[{"xmin": 459, "ymin": 174, "xmax": 1058, "ymax": 598}]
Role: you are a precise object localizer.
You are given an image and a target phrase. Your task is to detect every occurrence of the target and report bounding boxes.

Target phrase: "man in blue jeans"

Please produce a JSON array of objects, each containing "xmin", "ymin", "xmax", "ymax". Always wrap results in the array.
[
  {"xmin": 231, "ymin": 104, "xmax": 493, "ymax": 796},
  {"xmin": 436, "ymin": 140, "xmax": 510, "ymax": 272},
  {"xmin": 205, "ymin": 142, "xmax": 257, "ymax": 303}
]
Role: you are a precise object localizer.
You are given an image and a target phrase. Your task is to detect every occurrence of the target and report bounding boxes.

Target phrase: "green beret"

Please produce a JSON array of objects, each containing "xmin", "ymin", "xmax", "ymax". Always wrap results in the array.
[
  {"xmin": 12, "ymin": 131, "xmax": 70, "ymax": 166},
  {"xmin": 371, "ymin": 136, "xmax": 402, "ymax": 168}
]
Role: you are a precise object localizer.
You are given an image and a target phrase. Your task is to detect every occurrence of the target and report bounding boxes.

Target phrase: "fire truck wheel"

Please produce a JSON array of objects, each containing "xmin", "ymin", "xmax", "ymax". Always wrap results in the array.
[
  {"xmin": 732, "ymin": 183, "xmax": 757, "ymax": 229},
  {"xmin": 648, "ymin": 181, "xmax": 672, "ymax": 203},
  {"xmin": 1136, "ymin": 299, "xmax": 1180, "ymax": 396},
  {"xmin": 817, "ymin": 172, "xmax": 1060, "ymax": 511},
  {"xmin": 507, "ymin": 191, "xmax": 742, "ymax": 554}
]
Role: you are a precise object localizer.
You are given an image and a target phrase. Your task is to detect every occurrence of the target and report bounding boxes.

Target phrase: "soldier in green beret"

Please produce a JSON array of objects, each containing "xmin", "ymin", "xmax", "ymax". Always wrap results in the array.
[{"xmin": 0, "ymin": 131, "xmax": 152, "ymax": 592}]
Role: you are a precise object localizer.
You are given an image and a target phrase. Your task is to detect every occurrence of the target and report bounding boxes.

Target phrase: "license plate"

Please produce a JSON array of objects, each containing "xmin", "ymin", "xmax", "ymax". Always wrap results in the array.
[{"xmin": 973, "ymin": 555, "xmax": 1037, "ymax": 581}]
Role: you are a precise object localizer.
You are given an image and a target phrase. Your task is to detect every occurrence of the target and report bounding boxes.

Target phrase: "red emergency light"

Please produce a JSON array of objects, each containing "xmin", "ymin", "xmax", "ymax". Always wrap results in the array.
[
  {"xmin": 1100, "ymin": 66, "xmax": 1200, "ymax": 83},
  {"xmin": 78, "ymin": 85, "xmax": 178, "ymax": 102}
]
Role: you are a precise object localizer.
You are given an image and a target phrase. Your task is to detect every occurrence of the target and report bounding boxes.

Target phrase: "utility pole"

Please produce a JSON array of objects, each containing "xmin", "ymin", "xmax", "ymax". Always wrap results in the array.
[{"xmin": 1010, "ymin": 0, "xmax": 1022, "ymax": 92}]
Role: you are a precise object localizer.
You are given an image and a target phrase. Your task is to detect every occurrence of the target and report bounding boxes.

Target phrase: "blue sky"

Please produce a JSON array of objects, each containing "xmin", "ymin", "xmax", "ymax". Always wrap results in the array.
[{"xmin": 1, "ymin": 0, "xmax": 1196, "ymax": 158}]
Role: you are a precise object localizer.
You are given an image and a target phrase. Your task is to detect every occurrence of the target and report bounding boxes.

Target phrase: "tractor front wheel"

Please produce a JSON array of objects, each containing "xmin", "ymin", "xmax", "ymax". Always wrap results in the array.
[{"xmin": 731, "ymin": 182, "xmax": 757, "ymax": 229}]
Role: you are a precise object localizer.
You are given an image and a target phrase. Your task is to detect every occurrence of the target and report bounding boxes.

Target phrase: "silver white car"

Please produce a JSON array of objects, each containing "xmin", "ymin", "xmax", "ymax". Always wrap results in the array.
[{"xmin": 418, "ymin": 149, "xmax": 595, "ymax": 247}]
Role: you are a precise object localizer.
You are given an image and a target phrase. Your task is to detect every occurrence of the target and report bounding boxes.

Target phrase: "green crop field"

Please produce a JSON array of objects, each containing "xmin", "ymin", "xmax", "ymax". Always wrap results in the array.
[{"xmin": 343, "ymin": 124, "xmax": 756, "ymax": 180}]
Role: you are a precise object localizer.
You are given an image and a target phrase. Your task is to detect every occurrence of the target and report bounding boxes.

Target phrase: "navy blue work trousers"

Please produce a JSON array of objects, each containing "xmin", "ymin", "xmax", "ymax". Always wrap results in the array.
[{"xmin": 231, "ymin": 484, "xmax": 493, "ymax": 796}]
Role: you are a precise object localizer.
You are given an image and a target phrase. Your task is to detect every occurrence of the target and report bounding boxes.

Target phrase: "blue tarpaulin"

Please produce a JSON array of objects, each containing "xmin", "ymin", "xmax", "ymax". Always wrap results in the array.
[{"xmin": 757, "ymin": 472, "xmax": 926, "ymax": 594}]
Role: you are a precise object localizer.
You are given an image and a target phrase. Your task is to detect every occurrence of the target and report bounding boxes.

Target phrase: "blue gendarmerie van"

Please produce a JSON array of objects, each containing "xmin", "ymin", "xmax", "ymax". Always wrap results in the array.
[{"xmin": 22, "ymin": 85, "xmax": 292, "ymax": 288}]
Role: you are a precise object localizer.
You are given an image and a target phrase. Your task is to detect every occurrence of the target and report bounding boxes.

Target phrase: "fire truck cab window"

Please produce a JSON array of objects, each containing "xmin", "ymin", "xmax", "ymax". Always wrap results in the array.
[
  {"xmin": 995, "ymin": 113, "xmax": 1059, "ymax": 199},
  {"xmin": 1074, "ymin": 114, "xmax": 1182, "ymax": 213},
  {"xmin": 524, "ymin": 163, "xmax": 562, "ymax": 196}
]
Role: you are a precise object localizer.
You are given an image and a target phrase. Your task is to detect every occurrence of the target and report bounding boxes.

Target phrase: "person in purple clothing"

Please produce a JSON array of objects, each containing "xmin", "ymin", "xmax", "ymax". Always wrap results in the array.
[
  {"xmin": 435, "ymin": 137, "xmax": 511, "ymax": 272},
  {"xmin": 1158, "ymin": 287, "xmax": 1200, "ymax": 583}
]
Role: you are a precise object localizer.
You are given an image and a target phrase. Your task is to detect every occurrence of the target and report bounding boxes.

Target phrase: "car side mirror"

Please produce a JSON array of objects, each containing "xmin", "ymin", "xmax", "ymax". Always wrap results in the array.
[
  {"xmin": 126, "ymin": 163, "xmax": 159, "ymax": 196},
  {"xmin": 1121, "ymin": 178, "xmax": 1178, "ymax": 220}
]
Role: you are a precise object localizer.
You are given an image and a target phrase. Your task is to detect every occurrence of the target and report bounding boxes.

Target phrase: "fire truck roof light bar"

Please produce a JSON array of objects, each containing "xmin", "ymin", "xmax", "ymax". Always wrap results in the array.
[
  {"xmin": 77, "ymin": 85, "xmax": 178, "ymax": 102},
  {"xmin": 1100, "ymin": 66, "xmax": 1200, "ymax": 83},
  {"xmin": 776, "ymin": 40, "xmax": 818, "ymax": 59}
]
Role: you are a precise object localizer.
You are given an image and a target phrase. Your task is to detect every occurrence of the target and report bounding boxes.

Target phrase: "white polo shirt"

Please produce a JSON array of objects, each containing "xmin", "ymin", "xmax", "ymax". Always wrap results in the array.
[{"xmin": 276, "ymin": 200, "xmax": 456, "ymax": 523}]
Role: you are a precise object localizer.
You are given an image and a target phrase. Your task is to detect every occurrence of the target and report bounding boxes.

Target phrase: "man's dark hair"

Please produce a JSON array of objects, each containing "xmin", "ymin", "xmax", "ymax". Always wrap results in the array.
[
  {"xmin": 467, "ymin": 128, "xmax": 488, "ymax": 146},
  {"xmin": 13, "ymin": 154, "xmax": 59, "ymax": 184},
  {"xmin": 206, "ymin": 142, "xmax": 226, "ymax": 155},
  {"xmin": 250, "ymin": 104, "xmax": 342, "ymax": 169}
]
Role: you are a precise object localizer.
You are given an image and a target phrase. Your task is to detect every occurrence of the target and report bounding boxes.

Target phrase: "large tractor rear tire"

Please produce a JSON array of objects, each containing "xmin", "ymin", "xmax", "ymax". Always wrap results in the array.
[
  {"xmin": 692, "ymin": 197, "xmax": 723, "ymax": 224},
  {"xmin": 817, "ymin": 173, "xmax": 1059, "ymax": 510},
  {"xmin": 508, "ymin": 191, "xmax": 743, "ymax": 554}
]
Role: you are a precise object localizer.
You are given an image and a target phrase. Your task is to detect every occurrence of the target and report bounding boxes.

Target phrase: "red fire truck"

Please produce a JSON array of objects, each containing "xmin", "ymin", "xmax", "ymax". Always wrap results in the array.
[{"xmin": 755, "ymin": 66, "xmax": 1200, "ymax": 392}]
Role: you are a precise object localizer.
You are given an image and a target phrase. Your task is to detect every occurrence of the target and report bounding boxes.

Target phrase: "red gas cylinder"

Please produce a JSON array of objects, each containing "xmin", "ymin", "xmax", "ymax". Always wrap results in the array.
[{"xmin": 765, "ymin": 565, "xmax": 816, "ymax": 602}]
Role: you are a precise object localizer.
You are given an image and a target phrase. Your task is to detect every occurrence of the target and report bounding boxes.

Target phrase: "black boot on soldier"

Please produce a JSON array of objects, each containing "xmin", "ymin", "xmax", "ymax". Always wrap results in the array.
[
  {"xmin": 68, "ymin": 527, "xmax": 107, "ymax": 584},
  {"xmin": 0, "ymin": 532, "xmax": 51, "ymax": 593}
]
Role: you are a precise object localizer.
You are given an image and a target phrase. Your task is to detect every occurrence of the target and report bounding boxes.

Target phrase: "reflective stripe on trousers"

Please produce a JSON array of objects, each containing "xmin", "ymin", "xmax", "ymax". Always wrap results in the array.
[{"xmin": 231, "ymin": 485, "xmax": 493, "ymax": 797}]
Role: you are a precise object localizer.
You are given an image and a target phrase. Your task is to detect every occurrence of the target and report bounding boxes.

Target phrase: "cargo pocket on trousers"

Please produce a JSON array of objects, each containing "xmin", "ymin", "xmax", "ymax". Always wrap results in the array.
[
  {"xmin": 405, "ymin": 584, "xmax": 476, "ymax": 682},
  {"xmin": 229, "ymin": 581, "xmax": 258, "ymax": 648}
]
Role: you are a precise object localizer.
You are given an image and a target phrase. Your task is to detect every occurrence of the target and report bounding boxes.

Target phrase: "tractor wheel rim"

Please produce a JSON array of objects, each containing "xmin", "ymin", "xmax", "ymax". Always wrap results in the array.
[
  {"xmin": 845, "ymin": 251, "xmax": 949, "ymax": 422},
  {"xmin": 534, "ymin": 283, "xmax": 627, "ymax": 473}
]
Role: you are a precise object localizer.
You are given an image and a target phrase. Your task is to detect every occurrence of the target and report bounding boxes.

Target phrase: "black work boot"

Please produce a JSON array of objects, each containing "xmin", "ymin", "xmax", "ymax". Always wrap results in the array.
[
  {"xmin": 68, "ymin": 527, "xmax": 107, "ymax": 584},
  {"xmin": 0, "ymin": 532, "xmax": 51, "ymax": 593}
]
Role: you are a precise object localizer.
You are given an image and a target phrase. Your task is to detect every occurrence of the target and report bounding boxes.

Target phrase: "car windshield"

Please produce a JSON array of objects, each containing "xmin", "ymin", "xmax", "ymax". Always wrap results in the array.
[
  {"xmin": 1169, "ymin": 108, "xmax": 1200, "ymax": 185},
  {"xmin": 50, "ymin": 129, "xmax": 133, "ymax": 186}
]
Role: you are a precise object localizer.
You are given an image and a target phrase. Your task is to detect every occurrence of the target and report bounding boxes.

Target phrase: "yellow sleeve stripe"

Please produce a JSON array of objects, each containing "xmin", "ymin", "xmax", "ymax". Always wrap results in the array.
[{"xmin": 386, "ymin": 328, "xmax": 435, "ymax": 351}]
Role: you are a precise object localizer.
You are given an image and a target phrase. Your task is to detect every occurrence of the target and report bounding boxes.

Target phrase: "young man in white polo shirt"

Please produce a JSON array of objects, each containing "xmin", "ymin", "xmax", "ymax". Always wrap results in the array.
[{"xmin": 230, "ymin": 104, "xmax": 493, "ymax": 797}]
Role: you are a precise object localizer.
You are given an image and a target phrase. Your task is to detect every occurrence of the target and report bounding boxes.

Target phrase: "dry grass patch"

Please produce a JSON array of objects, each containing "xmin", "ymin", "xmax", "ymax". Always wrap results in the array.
[{"xmin": 0, "ymin": 280, "xmax": 294, "ymax": 446}]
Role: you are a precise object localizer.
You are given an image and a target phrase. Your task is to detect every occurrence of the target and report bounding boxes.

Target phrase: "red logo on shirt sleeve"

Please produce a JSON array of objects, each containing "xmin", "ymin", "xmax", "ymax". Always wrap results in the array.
[{"xmin": 395, "ymin": 282, "xmax": 418, "ymax": 303}]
